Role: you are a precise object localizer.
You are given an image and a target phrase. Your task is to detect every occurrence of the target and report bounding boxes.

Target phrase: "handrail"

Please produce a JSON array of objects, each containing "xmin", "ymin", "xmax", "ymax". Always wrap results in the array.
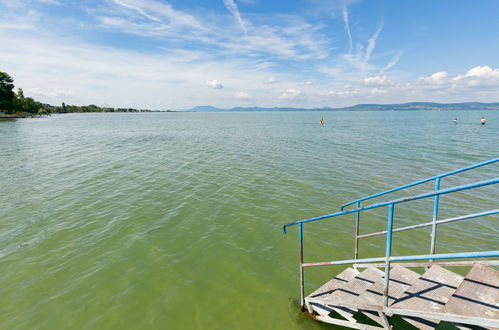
[
  {"xmin": 282, "ymin": 158, "xmax": 499, "ymax": 311},
  {"xmin": 358, "ymin": 209, "xmax": 499, "ymax": 239},
  {"xmin": 340, "ymin": 157, "xmax": 499, "ymax": 211},
  {"xmin": 340, "ymin": 157, "xmax": 499, "ymax": 260},
  {"xmin": 302, "ymin": 250, "xmax": 499, "ymax": 268},
  {"xmin": 282, "ymin": 177, "xmax": 499, "ymax": 233}
]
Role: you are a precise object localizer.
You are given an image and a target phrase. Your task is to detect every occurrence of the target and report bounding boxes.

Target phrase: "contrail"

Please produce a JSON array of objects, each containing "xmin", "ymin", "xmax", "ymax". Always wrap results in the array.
[
  {"xmin": 380, "ymin": 52, "xmax": 402, "ymax": 73},
  {"xmin": 223, "ymin": 0, "xmax": 247, "ymax": 35},
  {"xmin": 342, "ymin": 5, "xmax": 353, "ymax": 53},
  {"xmin": 112, "ymin": 0, "xmax": 160, "ymax": 22},
  {"xmin": 365, "ymin": 20, "xmax": 383, "ymax": 62}
]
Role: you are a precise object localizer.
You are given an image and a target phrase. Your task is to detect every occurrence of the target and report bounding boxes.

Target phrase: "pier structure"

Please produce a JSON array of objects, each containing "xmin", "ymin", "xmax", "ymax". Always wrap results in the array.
[{"xmin": 282, "ymin": 157, "xmax": 499, "ymax": 329}]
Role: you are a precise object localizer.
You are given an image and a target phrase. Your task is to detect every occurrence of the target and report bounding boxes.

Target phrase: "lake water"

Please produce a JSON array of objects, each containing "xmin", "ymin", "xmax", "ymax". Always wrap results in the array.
[{"xmin": 1, "ymin": 111, "xmax": 497, "ymax": 329}]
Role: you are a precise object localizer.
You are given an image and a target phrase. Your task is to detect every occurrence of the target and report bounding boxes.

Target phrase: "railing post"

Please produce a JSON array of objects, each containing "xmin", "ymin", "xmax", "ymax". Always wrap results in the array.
[
  {"xmin": 383, "ymin": 203, "xmax": 395, "ymax": 308},
  {"xmin": 355, "ymin": 201, "xmax": 360, "ymax": 259},
  {"xmin": 299, "ymin": 223, "xmax": 305, "ymax": 310},
  {"xmin": 430, "ymin": 177, "xmax": 441, "ymax": 256}
]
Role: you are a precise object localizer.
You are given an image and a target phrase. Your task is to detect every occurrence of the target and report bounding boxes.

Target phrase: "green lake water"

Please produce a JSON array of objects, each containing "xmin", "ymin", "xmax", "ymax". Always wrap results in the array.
[{"xmin": 0, "ymin": 111, "xmax": 498, "ymax": 329}]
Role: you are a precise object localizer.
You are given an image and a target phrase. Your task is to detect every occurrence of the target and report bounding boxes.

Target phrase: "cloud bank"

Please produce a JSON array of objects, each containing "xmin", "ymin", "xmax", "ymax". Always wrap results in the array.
[{"xmin": 0, "ymin": 0, "xmax": 497, "ymax": 108}]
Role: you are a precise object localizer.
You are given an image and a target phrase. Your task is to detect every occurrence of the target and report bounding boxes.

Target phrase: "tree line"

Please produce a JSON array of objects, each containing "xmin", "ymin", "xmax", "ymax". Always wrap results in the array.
[{"xmin": 0, "ymin": 71, "xmax": 152, "ymax": 116}]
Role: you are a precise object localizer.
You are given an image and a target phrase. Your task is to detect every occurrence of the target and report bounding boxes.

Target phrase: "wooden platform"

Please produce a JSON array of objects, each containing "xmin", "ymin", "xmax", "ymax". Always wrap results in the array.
[{"xmin": 305, "ymin": 263, "xmax": 499, "ymax": 329}]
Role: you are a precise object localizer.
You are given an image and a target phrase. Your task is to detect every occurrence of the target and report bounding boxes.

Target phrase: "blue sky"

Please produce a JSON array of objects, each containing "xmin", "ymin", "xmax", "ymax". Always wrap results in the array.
[{"xmin": 1, "ymin": 0, "xmax": 499, "ymax": 109}]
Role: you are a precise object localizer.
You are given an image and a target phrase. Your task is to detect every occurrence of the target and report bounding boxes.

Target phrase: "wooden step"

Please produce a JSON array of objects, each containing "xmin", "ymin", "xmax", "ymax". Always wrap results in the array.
[
  {"xmin": 305, "ymin": 267, "xmax": 359, "ymax": 316},
  {"xmin": 308, "ymin": 267, "xmax": 359, "ymax": 299},
  {"xmin": 357, "ymin": 265, "xmax": 421, "ymax": 325},
  {"xmin": 390, "ymin": 264, "xmax": 464, "ymax": 329},
  {"xmin": 444, "ymin": 264, "xmax": 499, "ymax": 324},
  {"xmin": 310, "ymin": 266, "xmax": 384, "ymax": 322}
]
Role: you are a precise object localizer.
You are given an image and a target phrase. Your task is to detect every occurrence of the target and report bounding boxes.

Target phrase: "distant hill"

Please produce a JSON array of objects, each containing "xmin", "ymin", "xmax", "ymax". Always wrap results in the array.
[
  {"xmin": 184, "ymin": 102, "xmax": 499, "ymax": 112},
  {"xmin": 190, "ymin": 106, "xmax": 222, "ymax": 112},
  {"xmin": 230, "ymin": 106, "xmax": 333, "ymax": 112},
  {"xmin": 339, "ymin": 102, "xmax": 499, "ymax": 111}
]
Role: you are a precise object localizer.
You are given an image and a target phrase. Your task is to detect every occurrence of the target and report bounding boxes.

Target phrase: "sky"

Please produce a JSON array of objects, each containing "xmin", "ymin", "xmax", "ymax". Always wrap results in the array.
[{"xmin": 1, "ymin": 0, "xmax": 499, "ymax": 109}]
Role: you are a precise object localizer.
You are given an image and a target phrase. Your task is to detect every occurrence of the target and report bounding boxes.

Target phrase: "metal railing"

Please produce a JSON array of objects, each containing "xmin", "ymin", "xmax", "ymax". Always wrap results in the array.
[
  {"xmin": 281, "ymin": 158, "xmax": 499, "ymax": 310},
  {"xmin": 341, "ymin": 157, "xmax": 499, "ymax": 259}
]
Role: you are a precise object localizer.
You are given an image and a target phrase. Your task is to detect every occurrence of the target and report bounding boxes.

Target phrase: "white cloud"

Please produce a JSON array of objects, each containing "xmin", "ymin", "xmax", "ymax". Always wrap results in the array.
[
  {"xmin": 463, "ymin": 65, "xmax": 499, "ymax": 78},
  {"xmin": 0, "ymin": 22, "xmax": 34, "ymax": 30},
  {"xmin": 279, "ymin": 88, "xmax": 302, "ymax": 99},
  {"xmin": 369, "ymin": 88, "xmax": 387, "ymax": 95},
  {"xmin": 414, "ymin": 67, "xmax": 499, "ymax": 90},
  {"xmin": 418, "ymin": 71, "xmax": 449, "ymax": 84},
  {"xmin": 28, "ymin": 87, "xmax": 74, "ymax": 98},
  {"xmin": 452, "ymin": 66, "xmax": 499, "ymax": 87},
  {"xmin": 111, "ymin": 0, "xmax": 203, "ymax": 29},
  {"xmin": 362, "ymin": 75, "xmax": 390, "ymax": 86},
  {"xmin": 235, "ymin": 91, "xmax": 250, "ymax": 99},
  {"xmin": 223, "ymin": 0, "xmax": 247, "ymax": 35},
  {"xmin": 0, "ymin": 30, "xmax": 296, "ymax": 108},
  {"xmin": 1, "ymin": 0, "xmax": 497, "ymax": 109},
  {"xmin": 301, "ymin": 65, "xmax": 499, "ymax": 105},
  {"xmin": 262, "ymin": 77, "xmax": 279, "ymax": 84},
  {"xmin": 226, "ymin": 19, "xmax": 330, "ymax": 60},
  {"xmin": 417, "ymin": 66, "xmax": 499, "ymax": 89},
  {"xmin": 326, "ymin": 88, "xmax": 359, "ymax": 96},
  {"xmin": 206, "ymin": 80, "xmax": 224, "ymax": 89},
  {"xmin": 95, "ymin": 1, "xmax": 330, "ymax": 61}
]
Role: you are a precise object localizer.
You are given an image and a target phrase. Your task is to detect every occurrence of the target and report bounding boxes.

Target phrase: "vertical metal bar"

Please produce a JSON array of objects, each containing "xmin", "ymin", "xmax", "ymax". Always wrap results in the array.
[
  {"xmin": 383, "ymin": 204, "xmax": 395, "ymax": 308},
  {"xmin": 378, "ymin": 310, "xmax": 391, "ymax": 329},
  {"xmin": 430, "ymin": 178, "xmax": 441, "ymax": 256},
  {"xmin": 299, "ymin": 223, "xmax": 305, "ymax": 310},
  {"xmin": 355, "ymin": 201, "xmax": 360, "ymax": 259}
]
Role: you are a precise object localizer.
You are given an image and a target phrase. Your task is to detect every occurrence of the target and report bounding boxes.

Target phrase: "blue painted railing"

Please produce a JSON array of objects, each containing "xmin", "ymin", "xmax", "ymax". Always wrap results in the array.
[
  {"xmin": 340, "ymin": 157, "xmax": 499, "ymax": 258},
  {"xmin": 282, "ymin": 158, "xmax": 499, "ymax": 309}
]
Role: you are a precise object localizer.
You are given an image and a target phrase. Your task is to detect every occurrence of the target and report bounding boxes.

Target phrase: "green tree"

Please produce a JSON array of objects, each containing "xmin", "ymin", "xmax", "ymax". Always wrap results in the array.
[
  {"xmin": 0, "ymin": 71, "xmax": 15, "ymax": 113},
  {"xmin": 22, "ymin": 97, "xmax": 43, "ymax": 114},
  {"xmin": 13, "ymin": 88, "xmax": 42, "ymax": 114},
  {"xmin": 16, "ymin": 87, "xmax": 24, "ymax": 99}
]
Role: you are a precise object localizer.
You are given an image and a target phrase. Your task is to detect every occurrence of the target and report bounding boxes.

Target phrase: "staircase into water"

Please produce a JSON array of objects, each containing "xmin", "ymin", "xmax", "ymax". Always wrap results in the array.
[{"xmin": 282, "ymin": 158, "xmax": 499, "ymax": 329}]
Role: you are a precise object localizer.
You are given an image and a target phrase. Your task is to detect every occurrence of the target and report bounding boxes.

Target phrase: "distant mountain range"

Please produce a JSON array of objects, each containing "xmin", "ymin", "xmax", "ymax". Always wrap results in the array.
[{"xmin": 183, "ymin": 102, "xmax": 499, "ymax": 112}]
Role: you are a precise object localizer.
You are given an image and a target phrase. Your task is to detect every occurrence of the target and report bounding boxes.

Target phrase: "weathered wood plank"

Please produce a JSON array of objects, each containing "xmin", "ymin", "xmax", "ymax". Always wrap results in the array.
[
  {"xmin": 307, "ymin": 264, "xmax": 499, "ymax": 329},
  {"xmin": 362, "ymin": 265, "xmax": 421, "ymax": 306},
  {"xmin": 444, "ymin": 263, "xmax": 499, "ymax": 321},
  {"xmin": 305, "ymin": 267, "xmax": 359, "ymax": 316},
  {"xmin": 314, "ymin": 267, "xmax": 384, "ymax": 322},
  {"xmin": 312, "ymin": 314, "xmax": 383, "ymax": 329},
  {"xmin": 358, "ymin": 265, "xmax": 420, "ymax": 325},
  {"xmin": 307, "ymin": 267, "xmax": 359, "ymax": 299},
  {"xmin": 391, "ymin": 264, "xmax": 464, "ymax": 329}
]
